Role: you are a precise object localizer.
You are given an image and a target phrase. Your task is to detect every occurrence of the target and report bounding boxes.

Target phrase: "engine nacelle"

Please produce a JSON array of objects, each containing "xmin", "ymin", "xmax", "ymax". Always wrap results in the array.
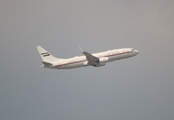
[
  {"xmin": 99, "ymin": 57, "xmax": 109, "ymax": 63},
  {"xmin": 95, "ymin": 63, "xmax": 105, "ymax": 67}
]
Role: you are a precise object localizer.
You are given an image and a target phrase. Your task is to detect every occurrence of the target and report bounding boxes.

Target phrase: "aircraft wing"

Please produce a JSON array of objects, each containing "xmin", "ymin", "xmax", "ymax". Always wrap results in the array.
[{"xmin": 79, "ymin": 47, "xmax": 99, "ymax": 66}]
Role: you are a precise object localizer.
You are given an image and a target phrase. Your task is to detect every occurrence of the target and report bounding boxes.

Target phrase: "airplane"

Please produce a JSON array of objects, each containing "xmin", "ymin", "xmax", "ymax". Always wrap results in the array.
[{"xmin": 36, "ymin": 46, "xmax": 139, "ymax": 69}]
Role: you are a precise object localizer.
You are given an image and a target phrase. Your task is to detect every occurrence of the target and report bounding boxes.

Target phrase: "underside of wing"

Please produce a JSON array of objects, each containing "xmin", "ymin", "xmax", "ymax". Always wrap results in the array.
[
  {"xmin": 79, "ymin": 47, "xmax": 100, "ymax": 66},
  {"xmin": 83, "ymin": 51, "xmax": 99, "ymax": 66}
]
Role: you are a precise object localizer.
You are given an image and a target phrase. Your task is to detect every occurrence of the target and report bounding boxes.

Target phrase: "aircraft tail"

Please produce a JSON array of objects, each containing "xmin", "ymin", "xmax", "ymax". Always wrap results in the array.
[{"xmin": 36, "ymin": 46, "xmax": 63, "ymax": 65}]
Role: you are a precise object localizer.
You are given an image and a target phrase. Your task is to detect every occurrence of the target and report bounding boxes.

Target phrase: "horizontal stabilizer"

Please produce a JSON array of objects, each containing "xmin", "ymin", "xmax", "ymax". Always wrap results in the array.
[{"xmin": 42, "ymin": 61, "xmax": 52, "ymax": 66}]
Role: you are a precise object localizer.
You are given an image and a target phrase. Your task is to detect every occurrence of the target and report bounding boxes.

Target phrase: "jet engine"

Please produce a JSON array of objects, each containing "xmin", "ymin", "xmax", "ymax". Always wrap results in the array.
[
  {"xmin": 95, "ymin": 63, "xmax": 105, "ymax": 67},
  {"xmin": 99, "ymin": 57, "xmax": 109, "ymax": 63}
]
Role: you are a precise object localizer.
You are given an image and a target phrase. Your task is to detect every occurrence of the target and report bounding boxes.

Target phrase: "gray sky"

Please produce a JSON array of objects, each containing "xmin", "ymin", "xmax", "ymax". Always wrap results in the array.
[{"xmin": 1, "ymin": 0, "xmax": 174, "ymax": 120}]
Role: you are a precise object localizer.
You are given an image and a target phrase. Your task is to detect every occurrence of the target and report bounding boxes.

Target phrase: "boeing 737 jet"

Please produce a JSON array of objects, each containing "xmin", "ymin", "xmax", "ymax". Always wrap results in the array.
[{"xmin": 36, "ymin": 46, "xmax": 139, "ymax": 69}]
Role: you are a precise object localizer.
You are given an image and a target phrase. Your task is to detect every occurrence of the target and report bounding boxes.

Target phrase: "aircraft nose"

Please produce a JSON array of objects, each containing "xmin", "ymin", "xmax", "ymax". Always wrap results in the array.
[{"xmin": 134, "ymin": 50, "xmax": 139, "ymax": 54}]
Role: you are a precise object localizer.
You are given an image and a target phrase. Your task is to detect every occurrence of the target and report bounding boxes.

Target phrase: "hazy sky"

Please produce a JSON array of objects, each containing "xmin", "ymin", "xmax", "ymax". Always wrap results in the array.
[{"xmin": 1, "ymin": 0, "xmax": 174, "ymax": 120}]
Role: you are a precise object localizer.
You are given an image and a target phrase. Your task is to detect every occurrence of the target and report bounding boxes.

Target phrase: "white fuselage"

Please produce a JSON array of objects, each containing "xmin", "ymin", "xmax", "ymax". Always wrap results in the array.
[{"xmin": 44, "ymin": 48, "xmax": 139, "ymax": 69}]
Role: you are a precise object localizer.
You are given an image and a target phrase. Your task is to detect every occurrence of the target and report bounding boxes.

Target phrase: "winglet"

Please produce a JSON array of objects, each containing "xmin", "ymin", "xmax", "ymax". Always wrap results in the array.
[{"xmin": 79, "ymin": 46, "xmax": 85, "ymax": 52}]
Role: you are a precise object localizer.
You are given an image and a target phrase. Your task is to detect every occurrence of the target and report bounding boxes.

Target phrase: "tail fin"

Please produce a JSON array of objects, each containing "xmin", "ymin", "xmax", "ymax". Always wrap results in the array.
[{"xmin": 36, "ymin": 46, "xmax": 62, "ymax": 63}]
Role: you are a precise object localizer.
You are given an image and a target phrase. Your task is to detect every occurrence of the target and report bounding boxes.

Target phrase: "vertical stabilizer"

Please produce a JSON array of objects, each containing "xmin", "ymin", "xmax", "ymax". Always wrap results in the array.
[{"xmin": 36, "ymin": 46, "xmax": 60, "ymax": 62}]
